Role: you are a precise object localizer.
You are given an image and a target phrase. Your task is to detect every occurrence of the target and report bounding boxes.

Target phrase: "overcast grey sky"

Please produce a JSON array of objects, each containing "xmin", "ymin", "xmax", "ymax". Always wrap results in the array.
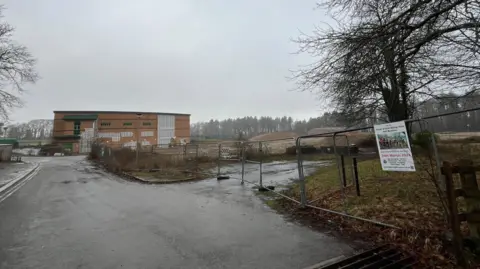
[{"xmin": 3, "ymin": 0, "xmax": 329, "ymax": 123}]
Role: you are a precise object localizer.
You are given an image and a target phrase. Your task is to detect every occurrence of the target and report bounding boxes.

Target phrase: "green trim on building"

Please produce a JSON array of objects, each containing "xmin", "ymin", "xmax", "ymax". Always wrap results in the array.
[
  {"xmin": 0, "ymin": 138, "xmax": 18, "ymax": 145},
  {"xmin": 62, "ymin": 143, "xmax": 73, "ymax": 151},
  {"xmin": 63, "ymin": 114, "xmax": 98, "ymax": 120},
  {"xmin": 53, "ymin": 135, "xmax": 81, "ymax": 140}
]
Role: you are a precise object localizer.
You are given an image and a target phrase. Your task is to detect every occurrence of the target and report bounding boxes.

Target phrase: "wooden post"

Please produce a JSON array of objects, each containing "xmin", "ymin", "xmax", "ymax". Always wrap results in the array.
[
  {"xmin": 340, "ymin": 155, "xmax": 347, "ymax": 187},
  {"xmin": 443, "ymin": 161, "xmax": 466, "ymax": 267},
  {"xmin": 458, "ymin": 159, "xmax": 480, "ymax": 238},
  {"xmin": 353, "ymin": 157, "xmax": 360, "ymax": 196}
]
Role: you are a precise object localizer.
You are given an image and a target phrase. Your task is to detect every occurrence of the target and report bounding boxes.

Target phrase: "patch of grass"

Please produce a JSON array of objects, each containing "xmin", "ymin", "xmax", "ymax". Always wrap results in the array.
[
  {"xmin": 264, "ymin": 199, "xmax": 280, "ymax": 209},
  {"xmin": 254, "ymin": 190, "xmax": 283, "ymax": 210},
  {"xmin": 282, "ymin": 147, "xmax": 480, "ymax": 252},
  {"xmin": 290, "ymin": 157, "xmax": 449, "ymax": 230}
]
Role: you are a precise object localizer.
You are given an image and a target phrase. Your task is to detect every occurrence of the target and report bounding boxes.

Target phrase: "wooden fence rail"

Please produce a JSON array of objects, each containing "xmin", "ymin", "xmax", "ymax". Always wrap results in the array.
[{"xmin": 442, "ymin": 160, "xmax": 480, "ymax": 267}]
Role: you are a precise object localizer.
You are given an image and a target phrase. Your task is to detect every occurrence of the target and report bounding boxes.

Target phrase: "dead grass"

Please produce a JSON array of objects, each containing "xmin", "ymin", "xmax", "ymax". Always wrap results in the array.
[
  {"xmin": 92, "ymin": 144, "xmax": 217, "ymax": 177},
  {"xmin": 249, "ymin": 131, "xmax": 298, "ymax": 141},
  {"xmin": 280, "ymin": 143, "xmax": 480, "ymax": 268},
  {"xmin": 130, "ymin": 169, "xmax": 205, "ymax": 183},
  {"xmin": 437, "ymin": 132, "xmax": 480, "ymax": 141},
  {"xmin": 299, "ymin": 158, "xmax": 446, "ymax": 228}
]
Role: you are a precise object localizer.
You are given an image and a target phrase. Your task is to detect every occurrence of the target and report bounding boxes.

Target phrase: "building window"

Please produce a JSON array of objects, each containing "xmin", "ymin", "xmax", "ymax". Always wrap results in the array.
[
  {"xmin": 141, "ymin": 131, "xmax": 154, "ymax": 137},
  {"xmin": 123, "ymin": 122, "xmax": 133, "ymax": 126},
  {"xmin": 143, "ymin": 122, "xmax": 152, "ymax": 126},
  {"xmin": 98, "ymin": 133, "xmax": 120, "ymax": 138},
  {"xmin": 100, "ymin": 122, "xmax": 111, "ymax": 126},
  {"xmin": 120, "ymin": 132, "xmax": 133, "ymax": 137},
  {"xmin": 73, "ymin": 121, "xmax": 81, "ymax": 135}
]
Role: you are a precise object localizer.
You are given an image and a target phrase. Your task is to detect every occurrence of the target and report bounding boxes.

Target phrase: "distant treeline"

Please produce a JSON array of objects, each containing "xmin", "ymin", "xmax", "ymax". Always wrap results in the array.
[
  {"xmin": 192, "ymin": 95, "xmax": 480, "ymax": 139},
  {"xmin": 190, "ymin": 112, "xmax": 349, "ymax": 140}
]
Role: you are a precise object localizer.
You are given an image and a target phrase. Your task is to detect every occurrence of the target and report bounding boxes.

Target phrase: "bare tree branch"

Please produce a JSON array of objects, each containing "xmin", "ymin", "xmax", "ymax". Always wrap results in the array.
[
  {"xmin": 0, "ymin": 5, "xmax": 38, "ymax": 120},
  {"xmin": 293, "ymin": 0, "xmax": 480, "ymax": 128}
]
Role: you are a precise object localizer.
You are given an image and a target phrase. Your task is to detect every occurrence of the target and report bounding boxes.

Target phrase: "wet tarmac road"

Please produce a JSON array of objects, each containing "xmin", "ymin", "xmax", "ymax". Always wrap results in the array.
[{"xmin": 0, "ymin": 156, "xmax": 353, "ymax": 269}]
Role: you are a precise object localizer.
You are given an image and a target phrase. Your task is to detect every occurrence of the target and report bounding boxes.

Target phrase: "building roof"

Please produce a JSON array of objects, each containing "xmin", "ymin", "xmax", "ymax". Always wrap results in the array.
[{"xmin": 53, "ymin": 110, "xmax": 190, "ymax": 116}]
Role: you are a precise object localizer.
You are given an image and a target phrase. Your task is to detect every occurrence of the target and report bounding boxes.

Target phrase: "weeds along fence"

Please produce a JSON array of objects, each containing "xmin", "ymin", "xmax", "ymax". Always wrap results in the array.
[
  {"xmin": 89, "ymin": 140, "xmax": 248, "ymax": 180},
  {"xmin": 91, "ymin": 142, "xmax": 194, "ymax": 171}
]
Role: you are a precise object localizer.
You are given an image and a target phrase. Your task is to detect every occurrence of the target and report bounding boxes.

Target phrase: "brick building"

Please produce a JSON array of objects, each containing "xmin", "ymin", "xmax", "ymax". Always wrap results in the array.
[{"xmin": 52, "ymin": 110, "xmax": 190, "ymax": 154}]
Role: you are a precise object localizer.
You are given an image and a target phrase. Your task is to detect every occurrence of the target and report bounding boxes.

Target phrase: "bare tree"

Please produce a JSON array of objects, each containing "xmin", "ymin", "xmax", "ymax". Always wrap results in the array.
[
  {"xmin": 294, "ymin": 0, "xmax": 480, "ymax": 128},
  {"xmin": 0, "ymin": 6, "xmax": 38, "ymax": 120}
]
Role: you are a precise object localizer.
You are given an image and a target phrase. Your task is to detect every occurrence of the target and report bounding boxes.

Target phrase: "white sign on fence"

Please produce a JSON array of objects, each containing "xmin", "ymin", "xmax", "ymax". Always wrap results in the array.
[{"xmin": 374, "ymin": 121, "xmax": 416, "ymax": 172}]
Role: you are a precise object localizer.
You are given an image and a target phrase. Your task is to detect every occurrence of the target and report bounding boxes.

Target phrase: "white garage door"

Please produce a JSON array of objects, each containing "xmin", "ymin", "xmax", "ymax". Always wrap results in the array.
[{"xmin": 157, "ymin": 115, "xmax": 175, "ymax": 148}]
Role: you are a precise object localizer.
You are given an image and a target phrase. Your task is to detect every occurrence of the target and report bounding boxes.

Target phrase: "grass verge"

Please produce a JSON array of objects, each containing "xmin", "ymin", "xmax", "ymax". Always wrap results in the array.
[{"xmin": 268, "ymin": 146, "xmax": 480, "ymax": 268}]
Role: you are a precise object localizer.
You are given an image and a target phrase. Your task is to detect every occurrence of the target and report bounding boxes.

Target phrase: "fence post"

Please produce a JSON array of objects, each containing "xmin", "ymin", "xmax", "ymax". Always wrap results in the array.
[
  {"xmin": 217, "ymin": 143, "xmax": 222, "ymax": 177},
  {"xmin": 353, "ymin": 157, "xmax": 360, "ymax": 196},
  {"xmin": 443, "ymin": 161, "xmax": 466, "ymax": 267},
  {"xmin": 195, "ymin": 144, "xmax": 199, "ymax": 179},
  {"xmin": 296, "ymin": 138, "xmax": 307, "ymax": 207},
  {"xmin": 241, "ymin": 142, "xmax": 245, "ymax": 185},
  {"xmin": 259, "ymin": 158, "xmax": 263, "ymax": 188},
  {"xmin": 135, "ymin": 141, "xmax": 140, "ymax": 169},
  {"xmin": 458, "ymin": 159, "xmax": 480, "ymax": 239},
  {"xmin": 259, "ymin": 141, "xmax": 263, "ymax": 188},
  {"xmin": 333, "ymin": 134, "xmax": 348, "ymax": 213},
  {"xmin": 431, "ymin": 132, "xmax": 445, "ymax": 192},
  {"xmin": 340, "ymin": 155, "xmax": 347, "ymax": 187}
]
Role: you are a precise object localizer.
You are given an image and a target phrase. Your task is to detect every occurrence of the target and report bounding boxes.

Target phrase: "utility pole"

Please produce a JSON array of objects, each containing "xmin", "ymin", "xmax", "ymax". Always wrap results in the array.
[{"xmin": 135, "ymin": 113, "xmax": 143, "ymax": 169}]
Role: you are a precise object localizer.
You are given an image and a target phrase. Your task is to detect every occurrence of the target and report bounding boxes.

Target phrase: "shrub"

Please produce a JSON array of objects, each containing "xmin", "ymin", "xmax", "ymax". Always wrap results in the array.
[
  {"xmin": 412, "ymin": 131, "xmax": 438, "ymax": 149},
  {"xmin": 356, "ymin": 134, "xmax": 377, "ymax": 148}
]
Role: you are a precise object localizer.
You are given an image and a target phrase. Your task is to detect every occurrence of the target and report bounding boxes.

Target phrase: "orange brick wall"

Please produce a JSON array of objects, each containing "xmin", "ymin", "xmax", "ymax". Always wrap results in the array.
[
  {"xmin": 96, "ymin": 113, "xmax": 158, "ymax": 147},
  {"xmin": 53, "ymin": 112, "xmax": 190, "ymax": 147}
]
